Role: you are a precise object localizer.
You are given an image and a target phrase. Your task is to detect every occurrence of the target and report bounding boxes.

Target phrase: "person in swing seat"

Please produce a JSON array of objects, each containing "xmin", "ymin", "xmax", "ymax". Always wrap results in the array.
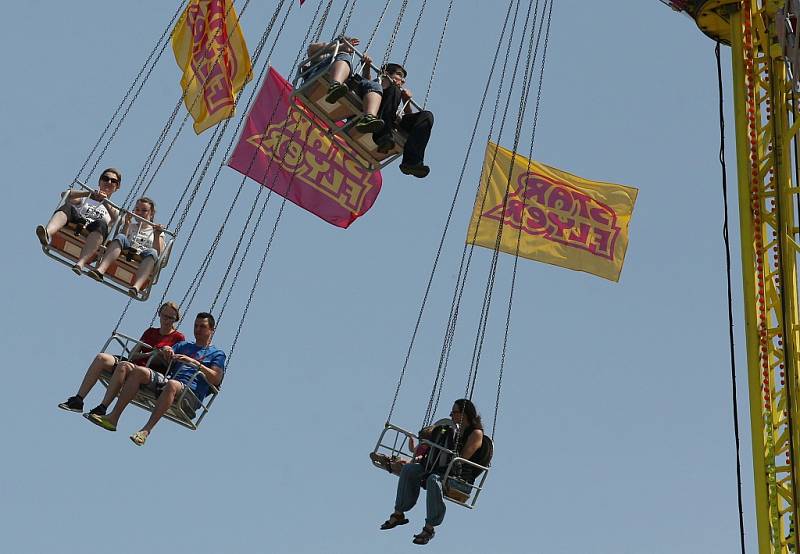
[
  {"xmin": 36, "ymin": 168, "xmax": 122, "ymax": 274},
  {"xmin": 305, "ymin": 38, "xmax": 434, "ymax": 178},
  {"xmin": 379, "ymin": 399, "xmax": 488, "ymax": 545},
  {"xmin": 57, "ymin": 301, "xmax": 185, "ymax": 416},
  {"xmin": 86, "ymin": 196, "xmax": 165, "ymax": 298},
  {"xmin": 306, "ymin": 37, "xmax": 386, "ymax": 134},
  {"xmin": 364, "ymin": 61, "xmax": 434, "ymax": 179},
  {"xmin": 86, "ymin": 312, "xmax": 226, "ymax": 447}
]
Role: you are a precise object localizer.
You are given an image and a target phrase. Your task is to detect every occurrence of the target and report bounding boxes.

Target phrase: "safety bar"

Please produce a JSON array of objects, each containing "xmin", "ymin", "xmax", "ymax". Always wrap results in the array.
[{"xmin": 419, "ymin": 438, "xmax": 490, "ymax": 509}]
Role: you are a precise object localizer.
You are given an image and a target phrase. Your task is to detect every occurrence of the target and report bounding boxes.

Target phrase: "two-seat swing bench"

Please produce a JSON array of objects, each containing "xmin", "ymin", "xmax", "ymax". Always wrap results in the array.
[
  {"xmin": 39, "ymin": 180, "xmax": 176, "ymax": 302},
  {"xmin": 291, "ymin": 37, "xmax": 423, "ymax": 172}
]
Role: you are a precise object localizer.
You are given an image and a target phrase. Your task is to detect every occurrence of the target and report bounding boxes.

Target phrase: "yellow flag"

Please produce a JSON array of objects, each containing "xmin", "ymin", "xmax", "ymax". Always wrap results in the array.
[
  {"xmin": 172, "ymin": 0, "xmax": 253, "ymax": 134},
  {"xmin": 466, "ymin": 142, "xmax": 638, "ymax": 282}
]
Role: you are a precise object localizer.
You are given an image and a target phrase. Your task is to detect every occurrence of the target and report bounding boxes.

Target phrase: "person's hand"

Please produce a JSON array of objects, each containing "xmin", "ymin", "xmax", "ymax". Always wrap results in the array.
[
  {"xmin": 174, "ymin": 354, "xmax": 199, "ymax": 368},
  {"xmin": 362, "ymin": 53, "xmax": 373, "ymax": 66},
  {"xmin": 160, "ymin": 346, "xmax": 175, "ymax": 361},
  {"xmin": 400, "ymin": 88, "xmax": 413, "ymax": 101},
  {"xmin": 90, "ymin": 190, "xmax": 107, "ymax": 201},
  {"xmin": 124, "ymin": 212, "xmax": 133, "ymax": 225},
  {"xmin": 153, "ymin": 223, "xmax": 163, "ymax": 235}
]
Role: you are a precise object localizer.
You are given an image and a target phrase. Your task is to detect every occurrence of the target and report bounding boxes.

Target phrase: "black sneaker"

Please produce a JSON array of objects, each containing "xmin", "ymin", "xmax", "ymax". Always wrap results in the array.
[
  {"xmin": 399, "ymin": 162, "xmax": 430, "ymax": 178},
  {"xmin": 375, "ymin": 136, "xmax": 396, "ymax": 154},
  {"xmin": 57, "ymin": 396, "xmax": 84, "ymax": 413},
  {"xmin": 355, "ymin": 114, "xmax": 384, "ymax": 134},
  {"xmin": 325, "ymin": 81, "xmax": 349, "ymax": 104},
  {"xmin": 88, "ymin": 404, "xmax": 107, "ymax": 416}
]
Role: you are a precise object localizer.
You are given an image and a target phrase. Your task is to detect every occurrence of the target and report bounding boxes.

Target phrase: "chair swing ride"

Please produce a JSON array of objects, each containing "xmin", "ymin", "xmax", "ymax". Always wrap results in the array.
[{"xmin": 37, "ymin": 0, "xmax": 557, "ymax": 522}]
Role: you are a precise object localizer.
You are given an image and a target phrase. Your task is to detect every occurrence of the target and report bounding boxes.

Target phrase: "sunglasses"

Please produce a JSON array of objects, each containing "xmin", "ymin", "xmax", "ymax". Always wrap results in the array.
[{"xmin": 100, "ymin": 175, "xmax": 119, "ymax": 185}]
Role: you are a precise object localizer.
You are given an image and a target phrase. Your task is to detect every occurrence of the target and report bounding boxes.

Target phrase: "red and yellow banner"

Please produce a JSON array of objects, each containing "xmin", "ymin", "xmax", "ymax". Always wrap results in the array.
[
  {"xmin": 466, "ymin": 142, "xmax": 638, "ymax": 282},
  {"xmin": 172, "ymin": 0, "xmax": 252, "ymax": 134}
]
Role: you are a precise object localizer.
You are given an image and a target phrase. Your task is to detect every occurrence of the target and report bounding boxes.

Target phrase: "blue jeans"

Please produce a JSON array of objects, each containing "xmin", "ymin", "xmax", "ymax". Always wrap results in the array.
[
  {"xmin": 395, "ymin": 463, "xmax": 465, "ymax": 527},
  {"xmin": 112, "ymin": 234, "xmax": 157, "ymax": 259}
]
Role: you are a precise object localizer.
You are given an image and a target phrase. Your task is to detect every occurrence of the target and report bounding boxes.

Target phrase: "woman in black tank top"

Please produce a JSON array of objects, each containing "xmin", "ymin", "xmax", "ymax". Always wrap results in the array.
[{"xmin": 379, "ymin": 398, "xmax": 485, "ymax": 545}]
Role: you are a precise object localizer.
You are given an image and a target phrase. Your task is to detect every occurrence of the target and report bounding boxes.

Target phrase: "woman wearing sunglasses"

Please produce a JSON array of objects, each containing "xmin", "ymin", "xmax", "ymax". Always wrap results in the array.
[{"xmin": 36, "ymin": 168, "xmax": 122, "ymax": 275}]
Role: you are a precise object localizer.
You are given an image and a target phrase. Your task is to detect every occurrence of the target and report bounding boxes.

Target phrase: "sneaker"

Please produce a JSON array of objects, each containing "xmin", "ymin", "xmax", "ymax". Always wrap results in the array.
[
  {"xmin": 355, "ymin": 114, "xmax": 384, "ymax": 134},
  {"xmin": 71, "ymin": 264, "xmax": 83, "ymax": 276},
  {"xmin": 57, "ymin": 396, "xmax": 83, "ymax": 413},
  {"xmin": 88, "ymin": 404, "xmax": 107, "ymax": 416},
  {"xmin": 35, "ymin": 225, "xmax": 50, "ymax": 247},
  {"xmin": 375, "ymin": 136, "xmax": 396, "ymax": 154},
  {"xmin": 324, "ymin": 81, "xmax": 349, "ymax": 104},
  {"xmin": 127, "ymin": 286, "xmax": 139, "ymax": 299},
  {"xmin": 84, "ymin": 413, "xmax": 116, "ymax": 432},
  {"xmin": 86, "ymin": 268, "xmax": 104, "ymax": 282},
  {"xmin": 399, "ymin": 162, "xmax": 430, "ymax": 178}
]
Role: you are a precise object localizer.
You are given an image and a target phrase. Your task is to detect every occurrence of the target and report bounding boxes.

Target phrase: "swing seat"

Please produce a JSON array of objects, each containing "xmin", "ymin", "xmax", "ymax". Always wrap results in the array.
[
  {"xmin": 96, "ymin": 332, "xmax": 219, "ymax": 430},
  {"xmin": 39, "ymin": 183, "xmax": 175, "ymax": 301},
  {"xmin": 292, "ymin": 40, "xmax": 412, "ymax": 171}
]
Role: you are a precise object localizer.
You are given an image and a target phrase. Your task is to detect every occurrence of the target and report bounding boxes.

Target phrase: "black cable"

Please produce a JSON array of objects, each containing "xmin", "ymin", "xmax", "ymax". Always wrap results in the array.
[
  {"xmin": 384, "ymin": 0, "xmax": 517, "ymax": 426},
  {"xmin": 716, "ymin": 40, "xmax": 747, "ymax": 554}
]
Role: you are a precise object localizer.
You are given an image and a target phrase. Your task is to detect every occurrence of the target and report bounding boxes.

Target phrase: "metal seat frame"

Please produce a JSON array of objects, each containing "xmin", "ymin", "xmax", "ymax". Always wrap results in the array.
[
  {"xmin": 40, "ymin": 180, "xmax": 176, "ymax": 301},
  {"xmin": 97, "ymin": 331, "xmax": 219, "ymax": 430},
  {"xmin": 291, "ymin": 37, "xmax": 423, "ymax": 172},
  {"xmin": 371, "ymin": 422, "xmax": 491, "ymax": 509}
]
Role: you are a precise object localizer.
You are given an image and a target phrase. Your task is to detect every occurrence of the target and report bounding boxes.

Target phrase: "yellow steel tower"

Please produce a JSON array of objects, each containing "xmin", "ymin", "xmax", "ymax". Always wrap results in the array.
[{"xmin": 664, "ymin": 1, "xmax": 800, "ymax": 551}]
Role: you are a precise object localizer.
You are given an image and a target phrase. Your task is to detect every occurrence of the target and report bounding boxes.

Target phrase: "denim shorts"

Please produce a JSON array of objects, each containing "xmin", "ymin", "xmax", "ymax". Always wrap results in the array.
[{"xmin": 112, "ymin": 233, "xmax": 158, "ymax": 259}]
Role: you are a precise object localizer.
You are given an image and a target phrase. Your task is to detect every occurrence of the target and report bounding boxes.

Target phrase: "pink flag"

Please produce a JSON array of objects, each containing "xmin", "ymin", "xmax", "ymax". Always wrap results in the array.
[{"xmin": 227, "ymin": 69, "xmax": 382, "ymax": 228}]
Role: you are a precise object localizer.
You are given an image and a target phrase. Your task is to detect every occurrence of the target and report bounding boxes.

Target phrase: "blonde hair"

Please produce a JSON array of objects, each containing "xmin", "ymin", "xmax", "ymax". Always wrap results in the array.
[{"xmin": 159, "ymin": 301, "xmax": 180, "ymax": 321}]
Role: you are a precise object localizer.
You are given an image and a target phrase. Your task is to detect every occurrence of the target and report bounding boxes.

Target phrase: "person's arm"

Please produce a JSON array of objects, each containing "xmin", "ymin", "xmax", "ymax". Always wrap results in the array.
[
  {"xmin": 400, "ymin": 87, "xmax": 414, "ymax": 115},
  {"xmin": 65, "ymin": 189, "xmax": 91, "ymax": 204},
  {"xmin": 152, "ymin": 224, "xmax": 165, "ymax": 255},
  {"xmin": 459, "ymin": 429, "xmax": 484, "ymax": 461},
  {"xmin": 362, "ymin": 53, "xmax": 373, "ymax": 79},
  {"xmin": 307, "ymin": 42, "xmax": 327, "ymax": 57},
  {"xmin": 174, "ymin": 354, "xmax": 224, "ymax": 387}
]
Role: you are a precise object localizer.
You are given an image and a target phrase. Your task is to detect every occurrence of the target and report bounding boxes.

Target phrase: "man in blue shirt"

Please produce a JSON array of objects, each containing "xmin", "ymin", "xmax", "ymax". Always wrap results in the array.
[{"xmin": 87, "ymin": 312, "xmax": 226, "ymax": 446}]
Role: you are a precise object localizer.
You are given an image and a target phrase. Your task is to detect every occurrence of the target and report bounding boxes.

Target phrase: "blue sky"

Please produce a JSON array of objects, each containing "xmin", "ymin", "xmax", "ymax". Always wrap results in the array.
[{"xmin": 0, "ymin": 1, "xmax": 753, "ymax": 552}]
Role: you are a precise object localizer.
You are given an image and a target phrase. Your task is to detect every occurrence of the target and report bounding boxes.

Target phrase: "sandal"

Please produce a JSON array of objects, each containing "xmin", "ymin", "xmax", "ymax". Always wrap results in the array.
[
  {"xmin": 84, "ymin": 413, "xmax": 116, "ymax": 432},
  {"xmin": 380, "ymin": 513, "xmax": 409, "ymax": 530},
  {"xmin": 370, "ymin": 452, "xmax": 395, "ymax": 473},
  {"xmin": 86, "ymin": 268, "xmax": 104, "ymax": 282},
  {"xmin": 412, "ymin": 526, "xmax": 435, "ymax": 545},
  {"xmin": 127, "ymin": 286, "xmax": 140, "ymax": 298},
  {"xmin": 71, "ymin": 264, "xmax": 83, "ymax": 276},
  {"xmin": 130, "ymin": 430, "xmax": 149, "ymax": 446}
]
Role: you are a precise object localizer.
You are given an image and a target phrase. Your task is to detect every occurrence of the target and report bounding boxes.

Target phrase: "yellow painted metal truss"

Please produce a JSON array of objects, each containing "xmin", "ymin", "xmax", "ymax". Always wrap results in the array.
[
  {"xmin": 727, "ymin": 1, "xmax": 800, "ymax": 552},
  {"xmin": 669, "ymin": 0, "xmax": 800, "ymax": 551}
]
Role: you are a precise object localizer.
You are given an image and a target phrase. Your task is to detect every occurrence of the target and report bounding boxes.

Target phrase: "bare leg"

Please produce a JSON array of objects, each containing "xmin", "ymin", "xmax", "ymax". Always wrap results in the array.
[
  {"xmin": 329, "ymin": 60, "xmax": 351, "ymax": 83},
  {"xmin": 139, "ymin": 380, "xmax": 181, "ymax": 434},
  {"xmin": 131, "ymin": 257, "xmax": 156, "ymax": 291},
  {"xmin": 45, "ymin": 211, "xmax": 68, "ymax": 237},
  {"xmin": 75, "ymin": 353, "xmax": 117, "ymax": 399},
  {"xmin": 104, "ymin": 365, "xmax": 150, "ymax": 426},
  {"xmin": 95, "ymin": 241, "xmax": 122, "ymax": 275},
  {"xmin": 75, "ymin": 231, "xmax": 104, "ymax": 270},
  {"xmin": 362, "ymin": 91, "xmax": 381, "ymax": 116},
  {"xmin": 98, "ymin": 361, "xmax": 134, "ymax": 408}
]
